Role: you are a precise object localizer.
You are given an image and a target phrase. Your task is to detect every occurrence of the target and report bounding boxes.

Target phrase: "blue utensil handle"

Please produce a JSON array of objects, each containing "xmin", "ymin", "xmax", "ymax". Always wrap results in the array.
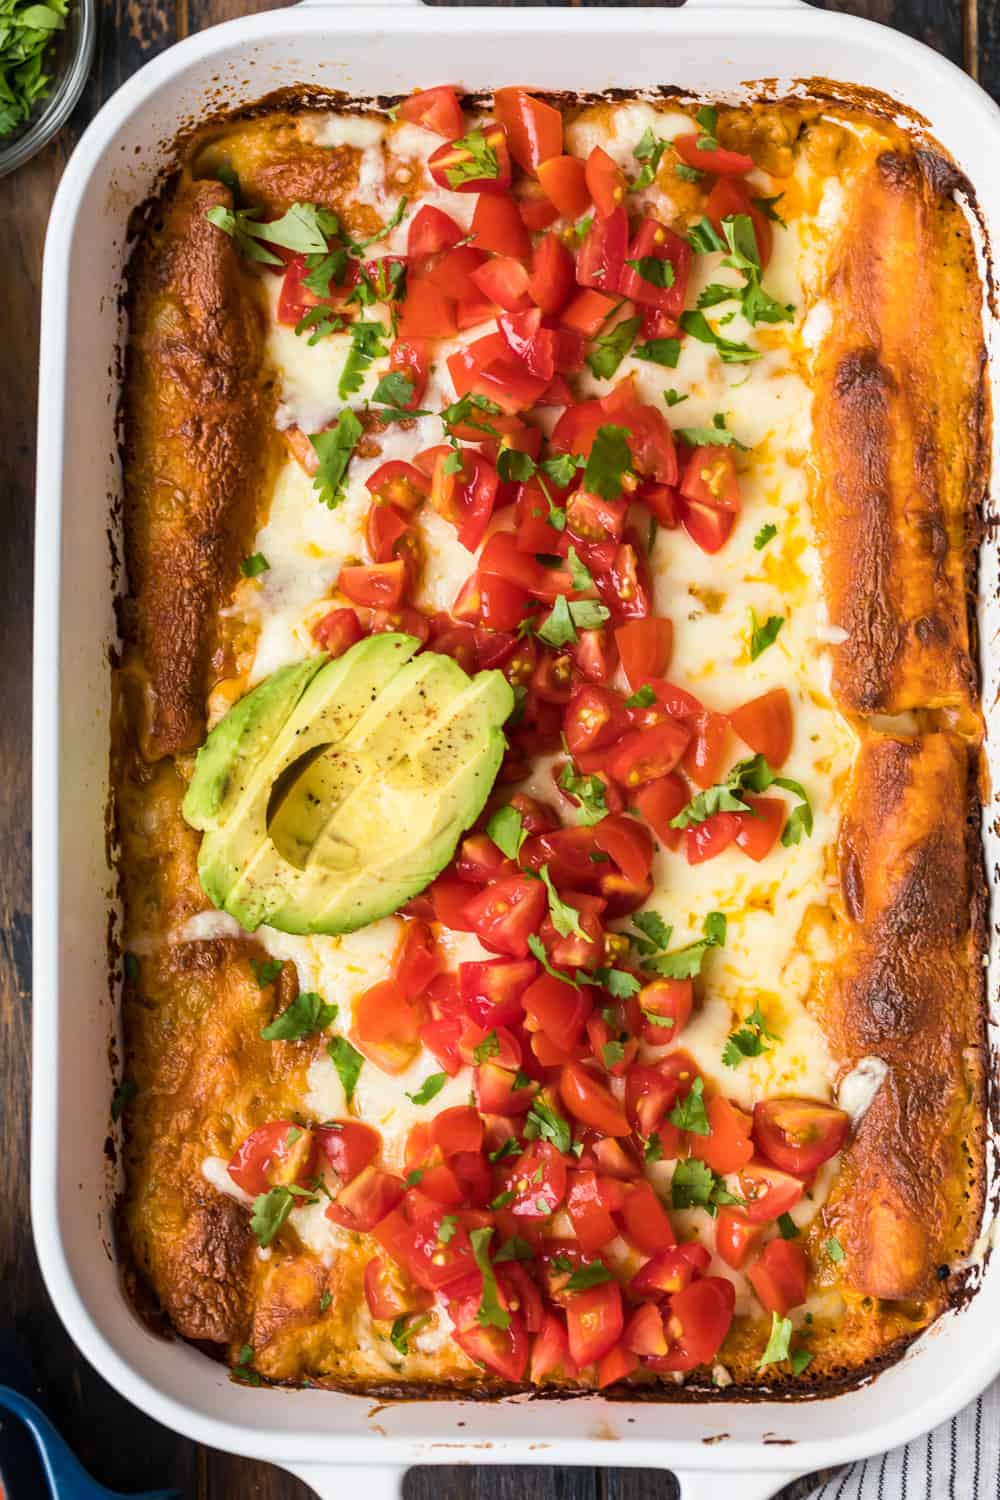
[{"xmin": 0, "ymin": 1385, "xmax": 178, "ymax": 1500}]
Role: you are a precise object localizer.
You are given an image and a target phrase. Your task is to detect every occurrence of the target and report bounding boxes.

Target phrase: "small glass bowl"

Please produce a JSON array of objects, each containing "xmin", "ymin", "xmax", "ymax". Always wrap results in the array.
[{"xmin": 0, "ymin": 0, "xmax": 96, "ymax": 180}]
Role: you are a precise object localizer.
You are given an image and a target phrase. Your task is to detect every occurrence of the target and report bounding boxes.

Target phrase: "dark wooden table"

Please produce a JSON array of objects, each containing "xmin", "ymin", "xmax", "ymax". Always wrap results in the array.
[{"xmin": 0, "ymin": 1, "xmax": 994, "ymax": 1495}]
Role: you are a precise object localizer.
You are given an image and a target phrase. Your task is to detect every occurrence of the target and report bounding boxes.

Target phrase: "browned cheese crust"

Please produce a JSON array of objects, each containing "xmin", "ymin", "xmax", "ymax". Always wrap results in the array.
[
  {"xmin": 122, "ymin": 177, "xmax": 279, "ymax": 761},
  {"xmin": 812, "ymin": 147, "xmax": 988, "ymax": 728},
  {"xmin": 818, "ymin": 731, "xmax": 986, "ymax": 1305}
]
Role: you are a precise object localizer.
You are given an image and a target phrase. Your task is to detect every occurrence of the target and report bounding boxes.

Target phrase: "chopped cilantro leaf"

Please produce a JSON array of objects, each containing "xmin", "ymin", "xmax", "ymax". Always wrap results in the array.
[
  {"xmin": 670, "ymin": 754, "xmax": 813, "ymax": 848},
  {"xmin": 826, "ymin": 1236, "xmax": 845, "ymax": 1263},
  {"xmin": 327, "ymin": 1036, "xmax": 364, "ymax": 1105},
  {"xmin": 526, "ymin": 933, "xmax": 575, "ymax": 988},
  {"xmin": 722, "ymin": 1003, "xmax": 779, "ymax": 1067},
  {"xmin": 310, "ymin": 409, "xmax": 363, "ymax": 509},
  {"xmin": 679, "ymin": 309, "xmax": 761, "ymax": 364},
  {"xmin": 251, "ymin": 958, "xmax": 283, "ymax": 989},
  {"xmin": 524, "ymin": 1097, "xmax": 573, "ymax": 1155},
  {"xmin": 251, "ymin": 1184, "xmax": 317, "ymax": 1248},
  {"xmin": 539, "ymin": 864, "xmax": 587, "ymax": 940},
  {"xmin": 371, "ymin": 370, "xmax": 415, "ymax": 408},
  {"xmin": 633, "ymin": 337, "xmax": 680, "ymax": 369},
  {"xmin": 558, "ymin": 762, "xmax": 608, "ymax": 826},
  {"xmin": 495, "ymin": 1235, "xmax": 535, "ymax": 1263},
  {"xmin": 565, "ymin": 1261, "xmax": 612, "ymax": 1291},
  {"xmin": 241, "ymin": 552, "xmax": 270, "ymax": 578},
  {"xmin": 390, "ymin": 1311, "xmax": 430, "ymax": 1356},
  {"xmin": 586, "ymin": 314, "xmax": 642, "ymax": 381},
  {"xmin": 777, "ymin": 1212, "xmax": 800, "ymax": 1240},
  {"xmin": 339, "ymin": 319, "xmax": 389, "ymax": 400},
  {"xmin": 758, "ymin": 1312, "xmax": 793, "ymax": 1370},
  {"xmin": 487, "ymin": 804, "xmax": 526, "ymax": 859},
  {"xmin": 644, "ymin": 1132, "xmax": 663, "ymax": 1164},
  {"xmin": 625, "ymin": 685, "xmax": 656, "ymax": 708},
  {"xmin": 261, "ymin": 991, "xmax": 338, "ymax": 1041},
  {"xmin": 625, "ymin": 256, "xmax": 675, "ymax": 290},
  {"xmin": 754, "ymin": 522, "xmax": 778, "ymax": 551},
  {"xmin": 663, "ymin": 387, "xmax": 688, "ymax": 407},
  {"xmin": 583, "ymin": 424, "xmax": 633, "ymax": 500},
  {"xmin": 668, "ymin": 1076, "xmax": 710, "ymax": 1135},
  {"xmin": 406, "ymin": 1072, "xmax": 448, "ymax": 1106},
  {"xmin": 470, "ymin": 1226, "xmax": 510, "ymax": 1330},
  {"xmin": 445, "ymin": 130, "xmax": 500, "ymax": 189},
  {"xmin": 749, "ymin": 609, "xmax": 784, "ymax": 660}
]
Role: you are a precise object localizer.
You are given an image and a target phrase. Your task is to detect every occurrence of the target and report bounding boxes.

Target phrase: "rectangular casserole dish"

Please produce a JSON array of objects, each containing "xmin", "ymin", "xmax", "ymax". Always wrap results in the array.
[{"xmin": 31, "ymin": 1, "xmax": 1000, "ymax": 1496}]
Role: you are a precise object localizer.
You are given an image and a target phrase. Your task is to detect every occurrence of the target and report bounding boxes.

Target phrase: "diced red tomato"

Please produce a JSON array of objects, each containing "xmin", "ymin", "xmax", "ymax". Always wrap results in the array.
[
  {"xmin": 447, "ymin": 333, "xmax": 549, "ymax": 414},
  {"xmin": 733, "ymin": 795, "xmax": 786, "ymax": 861},
  {"xmin": 680, "ymin": 444, "xmax": 741, "ymax": 511},
  {"xmin": 685, "ymin": 810, "xmax": 741, "ymax": 865},
  {"xmin": 576, "ymin": 206, "xmax": 627, "ymax": 294},
  {"xmin": 619, "ymin": 1180, "xmax": 675, "ymax": 1256},
  {"xmin": 585, "ymin": 145, "xmax": 626, "ymax": 218},
  {"xmin": 526, "ymin": 231, "xmax": 576, "ymax": 316},
  {"xmin": 753, "ymin": 1098, "xmax": 851, "ymax": 1176},
  {"xmin": 431, "ymin": 448, "xmax": 500, "ymax": 551},
  {"xmin": 748, "ymin": 1239, "xmax": 809, "ymax": 1316},
  {"xmin": 463, "ymin": 875, "xmax": 548, "ymax": 959},
  {"xmin": 408, "ymin": 204, "xmax": 464, "ymax": 258},
  {"xmin": 326, "ymin": 1164, "xmax": 406, "ymax": 1232},
  {"xmin": 530, "ymin": 1311, "xmax": 578, "ymax": 1381},
  {"xmin": 365, "ymin": 501, "xmax": 412, "ymax": 564},
  {"xmin": 619, "ymin": 219, "xmax": 690, "ymax": 320},
  {"xmin": 399, "ymin": 85, "xmax": 466, "ymax": 139},
  {"xmin": 646, "ymin": 1277, "xmax": 734, "ymax": 1372},
  {"xmin": 629, "ymin": 1244, "xmax": 711, "ymax": 1301},
  {"xmin": 687, "ymin": 1095, "xmax": 754, "ymax": 1175},
  {"xmin": 366, "ymin": 458, "xmax": 430, "ymax": 508},
  {"xmin": 392, "ymin": 920, "xmax": 441, "ymax": 1002},
  {"xmin": 469, "ymin": 255, "xmax": 532, "ymax": 311},
  {"xmin": 498, "ymin": 307, "xmax": 556, "ymax": 381},
  {"xmin": 560, "ymin": 1062, "xmax": 630, "ymax": 1138},
  {"xmin": 607, "ymin": 720, "xmax": 691, "ymax": 788},
  {"xmin": 616, "ymin": 618, "xmax": 673, "ymax": 690},
  {"xmin": 560, "ymin": 288, "xmax": 618, "ymax": 337},
  {"xmin": 387, "ymin": 337, "xmax": 430, "ymax": 409},
  {"xmin": 474, "ymin": 1061, "xmax": 537, "ymax": 1116},
  {"xmin": 594, "ymin": 540, "xmax": 653, "ymax": 622},
  {"xmin": 715, "ymin": 1207, "xmax": 766, "ymax": 1271},
  {"xmin": 566, "ymin": 1171, "xmax": 619, "ymax": 1253},
  {"xmin": 518, "ymin": 187, "xmax": 560, "ymax": 233},
  {"xmin": 537, "ymin": 154, "xmax": 591, "ymax": 220},
  {"xmin": 566, "ymin": 1279, "xmax": 624, "ymax": 1367},
  {"xmin": 470, "ymin": 191, "xmax": 532, "ymax": 260},
  {"xmin": 624, "ymin": 1301, "xmax": 669, "ymax": 1357},
  {"xmin": 522, "ymin": 974, "xmax": 592, "ymax": 1052},
  {"xmin": 498, "ymin": 1139, "xmax": 568, "ymax": 1219},
  {"xmin": 315, "ymin": 1121, "xmax": 380, "ymax": 1185},
  {"xmin": 563, "ymin": 685, "xmax": 630, "ymax": 757},
  {"xmin": 592, "ymin": 814, "xmax": 653, "ymax": 884},
  {"xmin": 227, "ymin": 1121, "xmax": 316, "ymax": 1197},
  {"xmin": 424, "ymin": 243, "xmax": 487, "ymax": 295},
  {"xmin": 431, "ymin": 1105, "xmax": 484, "ymax": 1158},
  {"xmin": 312, "ymin": 607, "xmax": 363, "ymax": 658},
  {"xmin": 352, "ymin": 978, "xmax": 426, "ymax": 1074},
  {"xmin": 597, "ymin": 1343, "xmax": 640, "ymax": 1387},
  {"xmin": 397, "ymin": 279, "xmax": 458, "ymax": 339},
  {"xmin": 428, "ymin": 123, "xmax": 513, "ymax": 194},
  {"xmin": 364, "ymin": 1256, "xmax": 434, "ymax": 1321},
  {"xmin": 673, "ymin": 131, "xmax": 754, "ymax": 177},
  {"xmin": 570, "ymin": 625, "xmax": 618, "ymax": 686},
  {"xmin": 455, "ymin": 1314, "xmax": 530, "ymax": 1382},
  {"xmin": 632, "ymin": 773, "xmax": 688, "ymax": 851},
  {"xmin": 338, "ymin": 560, "xmax": 408, "ymax": 610},
  {"xmin": 681, "ymin": 710, "xmax": 730, "ymax": 791},
  {"xmin": 740, "ymin": 1160, "xmax": 805, "ymax": 1224},
  {"xmin": 638, "ymin": 977, "xmax": 693, "ymax": 1045},
  {"xmin": 624, "ymin": 1064, "xmax": 678, "ymax": 1139},
  {"xmin": 460, "ymin": 957, "xmax": 537, "ymax": 1027},
  {"xmin": 494, "ymin": 88, "xmax": 563, "ymax": 173},
  {"xmin": 729, "ymin": 687, "xmax": 793, "ymax": 768},
  {"xmin": 680, "ymin": 498, "xmax": 736, "ymax": 554},
  {"xmin": 419, "ymin": 1017, "xmax": 463, "ymax": 1076}
]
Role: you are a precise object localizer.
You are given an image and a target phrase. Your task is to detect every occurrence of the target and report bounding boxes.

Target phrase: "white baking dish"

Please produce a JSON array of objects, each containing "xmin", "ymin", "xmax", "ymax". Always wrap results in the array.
[{"xmin": 31, "ymin": 1, "xmax": 1000, "ymax": 1496}]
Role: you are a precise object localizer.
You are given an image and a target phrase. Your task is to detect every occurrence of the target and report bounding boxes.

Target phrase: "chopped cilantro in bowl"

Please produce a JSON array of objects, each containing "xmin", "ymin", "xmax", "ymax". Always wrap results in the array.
[{"xmin": 0, "ymin": 0, "xmax": 94, "ymax": 177}]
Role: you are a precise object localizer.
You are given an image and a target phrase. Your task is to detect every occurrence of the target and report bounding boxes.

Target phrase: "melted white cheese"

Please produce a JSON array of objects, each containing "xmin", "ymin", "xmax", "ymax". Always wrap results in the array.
[
  {"xmin": 223, "ymin": 101, "xmax": 857, "ymax": 1272},
  {"xmin": 201, "ymin": 1154, "xmax": 254, "ymax": 1206}
]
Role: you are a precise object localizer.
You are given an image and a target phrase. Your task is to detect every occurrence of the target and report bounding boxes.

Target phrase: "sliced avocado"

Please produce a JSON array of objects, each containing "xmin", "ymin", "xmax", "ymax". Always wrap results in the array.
[
  {"xmin": 185, "ymin": 634, "xmax": 514, "ymax": 936},
  {"xmin": 183, "ymin": 656, "xmax": 326, "ymax": 832},
  {"xmin": 192, "ymin": 633, "xmax": 421, "ymax": 910}
]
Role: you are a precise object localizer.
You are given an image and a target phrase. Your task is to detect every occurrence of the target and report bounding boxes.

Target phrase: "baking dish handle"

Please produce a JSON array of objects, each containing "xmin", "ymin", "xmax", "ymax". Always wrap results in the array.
[
  {"xmin": 284, "ymin": 1462, "xmax": 407, "ymax": 1498},
  {"xmin": 672, "ymin": 1470, "xmax": 803, "ymax": 1500}
]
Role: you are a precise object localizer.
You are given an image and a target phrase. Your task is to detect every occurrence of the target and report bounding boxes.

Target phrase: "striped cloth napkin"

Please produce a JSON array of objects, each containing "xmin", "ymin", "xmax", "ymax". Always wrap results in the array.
[{"xmin": 791, "ymin": 1380, "xmax": 998, "ymax": 1499}]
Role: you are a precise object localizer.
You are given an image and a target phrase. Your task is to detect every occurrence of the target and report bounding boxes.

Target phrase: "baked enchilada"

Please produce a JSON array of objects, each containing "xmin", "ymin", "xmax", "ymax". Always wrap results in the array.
[{"xmin": 113, "ymin": 86, "xmax": 989, "ymax": 1394}]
